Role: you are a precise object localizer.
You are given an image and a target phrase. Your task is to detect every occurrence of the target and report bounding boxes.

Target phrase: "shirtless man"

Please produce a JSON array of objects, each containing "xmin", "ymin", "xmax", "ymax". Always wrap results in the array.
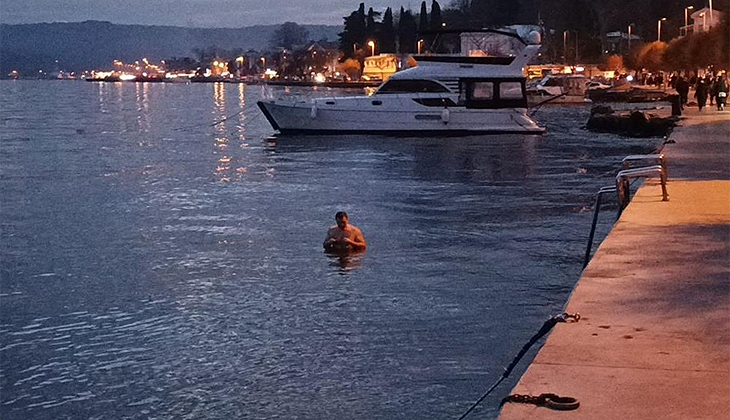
[{"xmin": 323, "ymin": 211, "xmax": 366, "ymax": 252}]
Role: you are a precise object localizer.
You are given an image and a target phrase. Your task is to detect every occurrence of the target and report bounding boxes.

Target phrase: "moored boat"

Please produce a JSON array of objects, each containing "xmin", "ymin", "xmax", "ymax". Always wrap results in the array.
[{"xmin": 258, "ymin": 30, "xmax": 545, "ymax": 135}]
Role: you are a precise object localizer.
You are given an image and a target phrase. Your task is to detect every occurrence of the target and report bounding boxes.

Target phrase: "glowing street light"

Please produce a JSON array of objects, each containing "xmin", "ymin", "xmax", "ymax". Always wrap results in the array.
[
  {"xmin": 417, "ymin": 39, "xmax": 424, "ymax": 54},
  {"xmin": 260, "ymin": 56, "xmax": 266, "ymax": 69},
  {"xmin": 367, "ymin": 40, "xmax": 375, "ymax": 56},
  {"xmin": 684, "ymin": 6, "xmax": 694, "ymax": 35},
  {"xmin": 657, "ymin": 17, "xmax": 667, "ymax": 42},
  {"xmin": 628, "ymin": 23, "xmax": 634, "ymax": 52}
]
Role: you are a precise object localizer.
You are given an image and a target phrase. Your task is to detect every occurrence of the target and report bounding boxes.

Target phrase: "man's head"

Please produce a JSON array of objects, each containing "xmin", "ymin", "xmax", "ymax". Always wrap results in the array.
[{"xmin": 335, "ymin": 211, "xmax": 349, "ymax": 229}]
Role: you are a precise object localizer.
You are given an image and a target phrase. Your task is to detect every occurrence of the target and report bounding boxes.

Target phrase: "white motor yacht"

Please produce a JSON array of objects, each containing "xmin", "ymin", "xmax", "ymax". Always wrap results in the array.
[{"xmin": 258, "ymin": 31, "xmax": 545, "ymax": 135}]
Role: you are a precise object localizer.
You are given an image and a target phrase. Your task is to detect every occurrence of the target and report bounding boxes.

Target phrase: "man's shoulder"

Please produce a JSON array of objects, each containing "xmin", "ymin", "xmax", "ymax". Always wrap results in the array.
[{"xmin": 349, "ymin": 225, "xmax": 364, "ymax": 235}]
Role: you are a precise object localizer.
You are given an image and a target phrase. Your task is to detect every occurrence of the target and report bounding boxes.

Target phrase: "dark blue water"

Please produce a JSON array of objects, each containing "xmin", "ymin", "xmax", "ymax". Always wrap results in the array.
[{"xmin": 0, "ymin": 80, "xmax": 660, "ymax": 419}]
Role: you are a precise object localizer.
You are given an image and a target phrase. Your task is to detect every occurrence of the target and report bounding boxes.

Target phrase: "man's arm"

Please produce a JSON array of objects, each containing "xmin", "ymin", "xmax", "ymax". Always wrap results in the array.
[{"xmin": 344, "ymin": 228, "xmax": 366, "ymax": 250}]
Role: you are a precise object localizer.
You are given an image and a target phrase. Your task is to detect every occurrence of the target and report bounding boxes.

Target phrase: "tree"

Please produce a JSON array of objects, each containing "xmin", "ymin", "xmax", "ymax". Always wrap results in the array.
[
  {"xmin": 419, "ymin": 1, "xmax": 430, "ymax": 49},
  {"xmin": 635, "ymin": 41, "xmax": 667, "ymax": 72},
  {"xmin": 397, "ymin": 7, "xmax": 418, "ymax": 53},
  {"xmin": 419, "ymin": 1, "xmax": 429, "ymax": 33},
  {"xmin": 339, "ymin": 3, "xmax": 367, "ymax": 59},
  {"xmin": 381, "ymin": 8, "xmax": 397, "ymax": 53},
  {"xmin": 430, "ymin": 0, "xmax": 443, "ymax": 31},
  {"xmin": 271, "ymin": 22, "xmax": 309, "ymax": 50}
]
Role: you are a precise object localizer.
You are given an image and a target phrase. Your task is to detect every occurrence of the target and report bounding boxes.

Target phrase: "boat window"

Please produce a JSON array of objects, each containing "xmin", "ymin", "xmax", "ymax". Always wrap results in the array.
[
  {"xmin": 372, "ymin": 100, "xmax": 382, "ymax": 105},
  {"xmin": 460, "ymin": 78, "xmax": 527, "ymax": 109},
  {"xmin": 500, "ymin": 82, "xmax": 523, "ymax": 100},
  {"xmin": 412, "ymin": 98, "xmax": 457, "ymax": 107},
  {"xmin": 377, "ymin": 79, "xmax": 450, "ymax": 94},
  {"xmin": 469, "ymin": 82, "xmax": 494, "ymax": 100}
]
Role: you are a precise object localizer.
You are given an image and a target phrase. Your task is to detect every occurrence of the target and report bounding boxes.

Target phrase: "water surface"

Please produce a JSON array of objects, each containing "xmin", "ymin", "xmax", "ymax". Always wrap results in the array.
[{"xmin": 0, "ymin": 80, "xmax": 661, "ymax": 419}]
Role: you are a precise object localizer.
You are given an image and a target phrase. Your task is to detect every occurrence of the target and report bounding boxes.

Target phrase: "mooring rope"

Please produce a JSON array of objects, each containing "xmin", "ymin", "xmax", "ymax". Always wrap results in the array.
[{"xmin": 456, "ymin": 312, "xmax": 580, "ymax": 420}]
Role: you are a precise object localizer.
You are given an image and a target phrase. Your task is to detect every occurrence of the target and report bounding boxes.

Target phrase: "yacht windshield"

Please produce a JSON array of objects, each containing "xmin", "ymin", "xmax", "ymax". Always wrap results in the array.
[{"xmin": 377, "ymin": 79, "xmax": 450, "ymax": 94}]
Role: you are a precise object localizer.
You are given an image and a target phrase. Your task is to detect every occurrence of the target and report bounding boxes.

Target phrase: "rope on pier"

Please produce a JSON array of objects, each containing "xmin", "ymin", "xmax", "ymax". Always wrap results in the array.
[
  {"xmin": 456, "ymin": 312, "xmax": 580, "ymax": 420},
  {"xmin": 500, "ymin": 392, "xmax": 579, "ymax": 411}
]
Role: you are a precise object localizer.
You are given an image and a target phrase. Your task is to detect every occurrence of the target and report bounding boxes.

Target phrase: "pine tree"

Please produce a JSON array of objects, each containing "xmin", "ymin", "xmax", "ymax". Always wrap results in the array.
[
  {"xmin": 430, "ymin": 0, "xmax": 443, "ymax": 31},
  {"xmin": 338, "ymin": 3, "xmax": 367, "ymax": 58},
  {"xmin": 419, "ymin": 2, "xmax": 429, "ymax": 33},
  {"xmin": 381, "ymin": 8, "xmax": 397, "ymax": 53},
  {"xmin": 397, "ymin": 7, "xmax": 418, "ymax": 53}
]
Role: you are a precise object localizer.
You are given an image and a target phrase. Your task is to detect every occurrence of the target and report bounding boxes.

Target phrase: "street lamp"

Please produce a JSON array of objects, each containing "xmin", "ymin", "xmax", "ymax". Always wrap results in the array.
[
  {"xmin": 709, "ymin": 0, "xmax": 713, "ymax": 29},
  {"xmin": 417, "ymin": 39, "xmax": 424, "ymax": 54},
  {"xmin": 367, "ymin": 40, "xmax": 375, "ymax": 56},
  {"xmin": 563, "ymin": 30, "xmax": 568, "ymax": 64},
  {"xmin": 260, "ymin": 56, "xmax": 265, "ymax": 70},
  {"xmin": 628, "ymin": 23, "xmax": 634, "ymax": 52},
  {"xmin": 657, "ymin": 17, "xmax": 667, "ymax": 42},
  {"xmin": 684, "ymin": 6, "xmax": 694, "ymax": 36}
]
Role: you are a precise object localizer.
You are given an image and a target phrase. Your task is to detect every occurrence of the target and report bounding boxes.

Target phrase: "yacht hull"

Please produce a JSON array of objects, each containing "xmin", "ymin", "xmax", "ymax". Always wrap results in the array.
[{"xmin": 257, "ymin": 100, "xmax": 545, "ymax": 135}]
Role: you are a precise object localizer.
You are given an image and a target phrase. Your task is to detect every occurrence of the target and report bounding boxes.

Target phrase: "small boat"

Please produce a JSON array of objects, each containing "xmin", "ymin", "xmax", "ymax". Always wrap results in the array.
[
  {"xmin": 527, "ymin": 74, "xmax": 592, "ymax": 105},
  {"xmin": 257, "ymin": 30, "xmax": 545, "ymax": 136}
]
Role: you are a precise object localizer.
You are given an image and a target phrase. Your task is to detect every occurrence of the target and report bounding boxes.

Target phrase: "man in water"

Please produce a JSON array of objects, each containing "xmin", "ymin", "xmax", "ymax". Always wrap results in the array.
[{"xmin": 323, "ymin": 211, "xmax": 366, "ymax": 252}]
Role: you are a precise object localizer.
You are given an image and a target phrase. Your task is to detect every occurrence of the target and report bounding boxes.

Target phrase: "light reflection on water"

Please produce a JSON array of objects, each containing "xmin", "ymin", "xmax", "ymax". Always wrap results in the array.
[{"xmin": 0, "ymin": 80, "xmax": 661, "ymax": 419}]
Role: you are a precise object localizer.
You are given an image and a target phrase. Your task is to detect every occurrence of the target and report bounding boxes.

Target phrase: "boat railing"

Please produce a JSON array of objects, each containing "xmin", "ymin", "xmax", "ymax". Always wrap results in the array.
[{"xmin": 583, "ymin": 155, "xmax": 669, "ymax": 268}]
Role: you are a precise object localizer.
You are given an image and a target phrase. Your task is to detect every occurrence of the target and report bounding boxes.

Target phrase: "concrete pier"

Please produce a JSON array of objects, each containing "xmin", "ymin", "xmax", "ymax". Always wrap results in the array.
[{"xmin": 497, "ymin": 108, "xmax": 730, "ymax": 420}]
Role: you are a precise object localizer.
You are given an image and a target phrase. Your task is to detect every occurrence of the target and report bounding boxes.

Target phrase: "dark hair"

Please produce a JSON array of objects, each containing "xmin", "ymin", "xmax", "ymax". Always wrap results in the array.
[{"xmin": 335, "ymin": 211, "xmax": 348, "ymax": 219}]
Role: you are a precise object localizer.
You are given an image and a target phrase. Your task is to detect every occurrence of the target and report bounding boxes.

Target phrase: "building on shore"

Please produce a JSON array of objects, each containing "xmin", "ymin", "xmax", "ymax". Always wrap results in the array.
[{"xmin": 682, "ymin": 7, "xmax": 725, "ymax": 36}]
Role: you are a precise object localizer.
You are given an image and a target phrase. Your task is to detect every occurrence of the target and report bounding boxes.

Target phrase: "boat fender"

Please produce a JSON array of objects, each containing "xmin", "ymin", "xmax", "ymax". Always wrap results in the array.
[
  {"xmin": 441, "ymin": 108, "xmax": 450, "ymax": 124},
  {"xmin": 310, "ymin": 103, "xmax": 317, "ymax": 119}
]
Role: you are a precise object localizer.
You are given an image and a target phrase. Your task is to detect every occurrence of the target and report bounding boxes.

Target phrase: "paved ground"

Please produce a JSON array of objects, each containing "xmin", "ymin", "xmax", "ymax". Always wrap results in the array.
[{"xmin": 496, "ymin": 107, "xmax": 730, "ymax": 420}]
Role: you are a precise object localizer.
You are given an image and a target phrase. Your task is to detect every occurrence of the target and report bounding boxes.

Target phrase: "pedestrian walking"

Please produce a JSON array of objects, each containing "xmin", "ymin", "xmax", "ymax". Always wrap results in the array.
[
  {"xmin": 716, "ymin": 75, "xmax": 728, "ymax": 111},
  {"xmin": 708, "ymin": 74, "xmax": 717, "ymax": 106},
  {"xmin": 676, "ymin": 76, "xmax": 689, "ymax": 108},
  {"xmin": 695, "ymin": 80, "xmax": 708, "ymax": 111}
]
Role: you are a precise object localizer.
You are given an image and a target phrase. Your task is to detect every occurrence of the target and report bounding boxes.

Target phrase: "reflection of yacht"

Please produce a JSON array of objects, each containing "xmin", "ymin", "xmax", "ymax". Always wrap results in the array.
[
  {"xmin": 527, "ymin": 74, "xmax": 592, "ymax": 105},
  {"xmin": 257, "ymin": 31, "xmax": 545, "ymax": 135}
]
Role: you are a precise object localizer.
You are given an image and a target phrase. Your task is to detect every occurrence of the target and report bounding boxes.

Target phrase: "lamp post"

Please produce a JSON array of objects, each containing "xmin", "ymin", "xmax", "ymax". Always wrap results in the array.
[
  {"xmin": 563, "ymin": 30, "xmax": 568, "ymax": 64},
  {"xmin": 657, "ymin": 17, "xmax": 667, "ymax": 42},
  {"xmin": 709, "ymin": 0, "xmax": 713, "ymax": 29},
  {"xmin": 684, "ymin": 6, "xmax": 694, "ymax": 36},
  {"xmin": 367, "ymin": 40, "xmax": 375, "ymax": 56},
  {"xmin": 628, "ymin": 23, "xmax": 634, "ymax": 52},
  {"xmin": 417, "ymin": 39, "xmax": 424, "ymax": 54}
]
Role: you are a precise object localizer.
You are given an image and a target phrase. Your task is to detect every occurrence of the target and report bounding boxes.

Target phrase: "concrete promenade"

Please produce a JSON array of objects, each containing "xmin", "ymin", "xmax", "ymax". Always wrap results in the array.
[{"xmin": 497, "ymin": 107, "xmax": 730, "ymax": 419}]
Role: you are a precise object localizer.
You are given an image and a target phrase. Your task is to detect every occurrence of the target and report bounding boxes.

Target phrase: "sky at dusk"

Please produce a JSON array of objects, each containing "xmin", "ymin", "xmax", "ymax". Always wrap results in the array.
[{"xmin": 1, "ymin": 0, "xmax": 423, "ymax": 27}]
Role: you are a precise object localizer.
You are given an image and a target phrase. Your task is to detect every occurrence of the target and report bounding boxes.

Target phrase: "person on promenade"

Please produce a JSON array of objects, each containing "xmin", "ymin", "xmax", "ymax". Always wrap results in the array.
[
  {"xmin": 323, "ymin": 211, "xmax": 366, "ymax": 252},
  {"xmin": 676, "ymin": 76, "xmax": 689, "ymax": 109},
  {"xmin": 695, "ymin": 79, "xmax": 708, "ymax": 111},
  {"xmin": 715, "ymin": 75, "xmax": 728, "ymax": 111},
  {"xmin": 709, "ymin": 74, "xmax": 717, "ymax": 106}
]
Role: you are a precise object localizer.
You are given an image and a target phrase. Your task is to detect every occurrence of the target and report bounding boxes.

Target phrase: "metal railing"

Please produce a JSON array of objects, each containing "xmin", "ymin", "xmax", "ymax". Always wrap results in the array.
[{"xmin": 583, "ymin": 154, "xmax": 669, "ymax": 268}]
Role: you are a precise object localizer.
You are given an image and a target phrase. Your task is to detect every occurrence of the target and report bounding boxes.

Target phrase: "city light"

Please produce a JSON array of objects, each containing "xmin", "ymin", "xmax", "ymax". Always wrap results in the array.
[
  {"xmin": 657, "ymin": 17, "xmax": 667, "ymax": 42},
  {"xmin": 367, "ymin": 40, "xmax": 375, "ymax": 56}
]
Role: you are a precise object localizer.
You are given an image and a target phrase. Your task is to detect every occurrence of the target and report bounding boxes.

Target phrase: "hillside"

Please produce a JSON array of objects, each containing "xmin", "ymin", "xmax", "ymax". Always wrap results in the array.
[{"xmin": 0, "ymin": 20, "xmax": 342, "ymax": 75}]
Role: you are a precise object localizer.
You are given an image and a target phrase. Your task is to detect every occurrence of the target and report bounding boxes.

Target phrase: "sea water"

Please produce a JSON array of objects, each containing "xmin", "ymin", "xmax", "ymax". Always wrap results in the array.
[{"xmin": 0, "ymin": 80, "xmax": 661, "ymax": 419}]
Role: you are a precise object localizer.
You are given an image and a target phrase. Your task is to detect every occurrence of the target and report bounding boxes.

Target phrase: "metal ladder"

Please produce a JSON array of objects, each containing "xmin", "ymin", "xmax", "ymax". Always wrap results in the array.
[{"xmin": 583, "ymin": 154, "xmax": 668, "ymax": 268}]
